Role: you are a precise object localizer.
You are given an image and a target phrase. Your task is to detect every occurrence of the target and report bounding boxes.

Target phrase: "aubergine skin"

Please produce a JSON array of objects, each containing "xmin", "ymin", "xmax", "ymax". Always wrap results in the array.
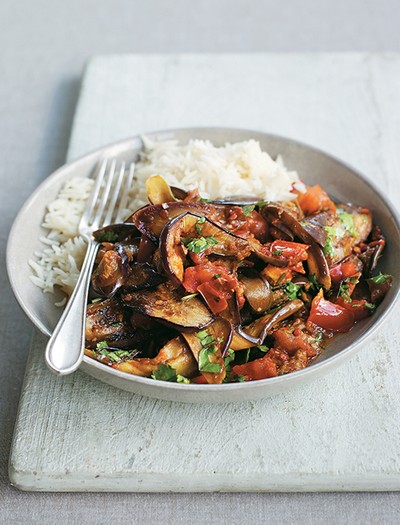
[
  {"xmin": 85, "ymin": 297, "xmax": 142, "ymax": 349},
  {"xmin": 128, "ymin": 202, "xmax": 226, "ymax": 242},
  {"xmin": 231, "ymin": 299, "xmax": 304, "ymax": 350},
  {"xmin": 122, "ymin": 284, "xmax": 213, "ymax": 331},
  {"xmin": 122, "ymin": 263, "xmax": 165, "ymax": 292}
]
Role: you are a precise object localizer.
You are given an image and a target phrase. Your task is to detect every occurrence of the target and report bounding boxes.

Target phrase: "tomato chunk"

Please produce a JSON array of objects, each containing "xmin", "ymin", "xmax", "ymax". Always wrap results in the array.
[
  {"xmin": 182, "ymin": 264, "xmax": 243, "ymax": 314},
  {"xmin": 298, "ymin": 184, "xmax": 336, "ymax": 215},
  {"xmin": 330, "ymin": 261, "xmax": 357, "ymax": 284},
  {"xmin": 308, "ymin": 290, "xmax": 354, "ymax": 333},
  {"xmin": 336, "ymin": 297, "xmax": 370, "ymax": 322},
  {"xmin": 232, "ymin": 353, "xmax": 278, "ymax": 381},
  {"xmin": 270, "ymin": 240, "xmax": 310, "ymax": 266}
]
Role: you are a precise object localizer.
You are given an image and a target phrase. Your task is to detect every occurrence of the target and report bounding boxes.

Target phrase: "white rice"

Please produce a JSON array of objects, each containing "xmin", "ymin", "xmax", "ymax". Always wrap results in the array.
[{"xmin": 29, "ymin": 138, "xmax": 305, "ymax": 299}]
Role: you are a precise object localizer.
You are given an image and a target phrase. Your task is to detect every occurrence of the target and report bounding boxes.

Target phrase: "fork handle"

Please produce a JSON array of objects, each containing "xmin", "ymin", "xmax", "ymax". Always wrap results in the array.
[{"xmin": 45, "ymin": 240, "xmax": 99, "ymax": 375}]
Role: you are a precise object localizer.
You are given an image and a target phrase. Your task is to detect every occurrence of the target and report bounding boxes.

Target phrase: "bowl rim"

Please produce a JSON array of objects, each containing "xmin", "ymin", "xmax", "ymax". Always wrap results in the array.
[{"xmin": 7, "ymin": 126, "xmax": 400, "ymax": 393}]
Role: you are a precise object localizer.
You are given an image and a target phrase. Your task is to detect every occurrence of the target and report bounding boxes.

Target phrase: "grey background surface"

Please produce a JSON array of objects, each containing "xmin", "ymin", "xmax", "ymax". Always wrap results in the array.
[{"xmin": 1, "ymin": 0, "xmax": 400, "ymax": 523}]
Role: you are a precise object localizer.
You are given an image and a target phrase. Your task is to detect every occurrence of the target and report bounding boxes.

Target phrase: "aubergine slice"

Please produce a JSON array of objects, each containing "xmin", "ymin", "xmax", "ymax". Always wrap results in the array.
[
  {"xmin": 160, "ymin": 212, "xmax": 252, "ymax": 286},
  {"xmin": 85, "ymin": 297, "xmax": 141, "ymax": 349},
  {"xmin": 122, "ymin": 284, "xmax": 213, "ymax": 330},
  {"xmin": 137, "ymin": 234, "xmax": 157, "ymax": 263},
  {"xmin": 92, "ymin": 249, "xmax": 124, "ymax": 298},
  {"xmin": 238, "ymin": 268, "xmax": 272, "ymax": 313},
  {"xmin": 360, "ymin": 226, "xmax": 386, "ymax": 277},
  {"xmin": 113, "ymin": 336, "xmax": 198, "ymax": 378},
  {"xmin": 230, "ymin": 299, "xmax": 304, "ymax": 350},
  {"xmin": 182, "ymin": 318, "xmax": 233, "ymax": 384},
  {"xmin": 128, "ymin": 202, "xmax": 227, "ymax": 242},
  {"xmin": 262, "ymin": 204, "xmax": 331, "ymax": 288},
  {"xmin": 122, "ymin": 262, "xmax": 165, "ymax": 292}
]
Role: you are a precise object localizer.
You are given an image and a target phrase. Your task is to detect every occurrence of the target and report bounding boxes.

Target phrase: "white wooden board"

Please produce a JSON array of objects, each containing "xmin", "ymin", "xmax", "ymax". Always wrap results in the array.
[{"xmin": 9, "ymin": 54, "xmax": 400, "ymax": 492}]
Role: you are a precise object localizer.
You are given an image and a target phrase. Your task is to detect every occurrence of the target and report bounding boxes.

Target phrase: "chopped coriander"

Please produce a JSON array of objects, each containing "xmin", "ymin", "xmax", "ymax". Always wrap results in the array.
[
  {"xmin": 183, "ymin": 235, "xmax": 218, "ymax": 254},
  {"xmin": 195, "ymin": 217, "xmax": 206, "ymax": 235},
  {"xmin": 256, "ymin": 200, "xmax": 269, "ymax": 207},
  {"xmin": 94, "ymin": 343, "xmax": 139, "ymax": 362},
  {"xmin": 243, "ymin": 204, "xmax": 255, "ymax": 216},
  {"xmin": 213, "ymin": 273, "xmax": 222, "ymax": 280},
  {"xmin": 323, "ymin": 226, "xmax": 339, "ymax": 257},
  {"xmin": 284, "ymin": 282, "xmax": 301, "ymax": 300},
  {"xmin": 197, "ymin": 330, "xmax": 222, "ymax": 374},
  {"xmin": 107, "ymin": 351, "xmax": 123, "ymax": 362},
  {"xmin": 338, "ymin": 212, "xmax": 356, "ymax": 236},
  {"xmin": 224, "ymin": 348, "xmax": 235, "ymax": 367},
  {"xmin": 339, "ymin": 282, "xmax": 352, "ymax": 302},
  {"xmin": 309, "ymin": 274, "xmax": 322, "ymax": 292},
  {"xmin": 199, "ymin": 197, "xmax": 212, "ymax": 203},
  {"xmin": 177, "ymin": 374, "xmax": 191, "ymax": 384},
  {"xmin": 370, "ymin": 272, "xmax": 391, "ymax": 285},
  {"xmin": 255, "ymin": 345, "xmax": 269, "ymax": 353},
  {"xmin": 315, "ymin": 331, "xmax": 323, "ymax": 343},
  {"xmin": 96, "ymin": 230, "xmax": 119, "ymax": 243},
  {"xmin": 234, "ymin": 374, "xmax": 246, "ymax": 382},
  {"xmin": 151, "ymin": 364, "xmax": 178, "ymax": 382},
  {"xmin": 272, "ymin": 249, "xmax": 283, "ymax": 256},
  {"xmin": 365, "ymin": 302, "xmax": 376, "ymax": 312}
]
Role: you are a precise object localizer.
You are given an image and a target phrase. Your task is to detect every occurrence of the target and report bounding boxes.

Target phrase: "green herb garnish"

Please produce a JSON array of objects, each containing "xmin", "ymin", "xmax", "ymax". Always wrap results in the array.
[
  {"xmin": 96, "ymin": 231, "xmax": 119, "ymax": 243},
  {"xmin": 183, "ymin": 235, "xmax": 218, "ymax": 254},
  {"xmin": 197, "ymin": 330, "xmax": 222, "ymax": 374},
  {"xmin": 272, "ymin": 249, "xmax": 283, "ymax": 256},
  {"xmin": 94, "ymin": 342, "xmax": 138, "ymax": 362},
  {"xmin": 338, "ymin": 212, "xmax": 356, "ymax": 236},
  {"xmin": 243, "ymin": 204, "xmax": 255, "ymax": 216},
  {"xmin": 309, "ymin": 274, "xmax": 322, "ymax": 293},
  {"xmin": 284, "ymin": 282, "xmax": 301, "ymax": 300},
  {"xmin": 151, "ymin": 364, "xmax": 178, "ymax": 382},
  {"xmin": 195, "ymin": 216, "xmax": 206, "ymax": 234},
  {"xmin": 255, "ymin": 345, "xmax": 269, "ymax": 353},
  {"xmin": 323, "ymin": 226, "xmax": 339, "ymax": 257},
  {"xmin": 370, "ymin": 272, "xmax": 391, "ymax": 285},
  {"xmin": 315, "ymin": 331, "xmax": 323, "ymax": 343},
  {"xmin": 364, "ymin": 302, "xmax": 376, "ymax": 312},
  {"xmin": 213, "ymin": 273, "xmax": 222, "ymax": 280},
  {"xmin": 199, "ymin": 197, "xmax": 212, "ymax": 203}
]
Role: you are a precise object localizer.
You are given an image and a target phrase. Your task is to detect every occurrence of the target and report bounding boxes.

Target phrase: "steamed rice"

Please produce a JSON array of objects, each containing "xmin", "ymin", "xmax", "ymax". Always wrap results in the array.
[{"xmin": 29, "ymin": 138, "xmax": 305, "ymax": 299}]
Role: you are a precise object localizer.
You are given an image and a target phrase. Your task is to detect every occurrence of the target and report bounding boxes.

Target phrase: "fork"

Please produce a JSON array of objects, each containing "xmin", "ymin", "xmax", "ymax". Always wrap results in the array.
[{"xmin": 45, "ymin": 158, "xmax": 135, "ymax": 375}]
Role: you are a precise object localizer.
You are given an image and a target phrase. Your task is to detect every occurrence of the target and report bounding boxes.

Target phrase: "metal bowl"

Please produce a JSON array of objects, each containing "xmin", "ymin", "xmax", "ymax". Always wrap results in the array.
[{"xmin": 7, "ymin": 128, "xmax": 400, "ymax": 402}]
